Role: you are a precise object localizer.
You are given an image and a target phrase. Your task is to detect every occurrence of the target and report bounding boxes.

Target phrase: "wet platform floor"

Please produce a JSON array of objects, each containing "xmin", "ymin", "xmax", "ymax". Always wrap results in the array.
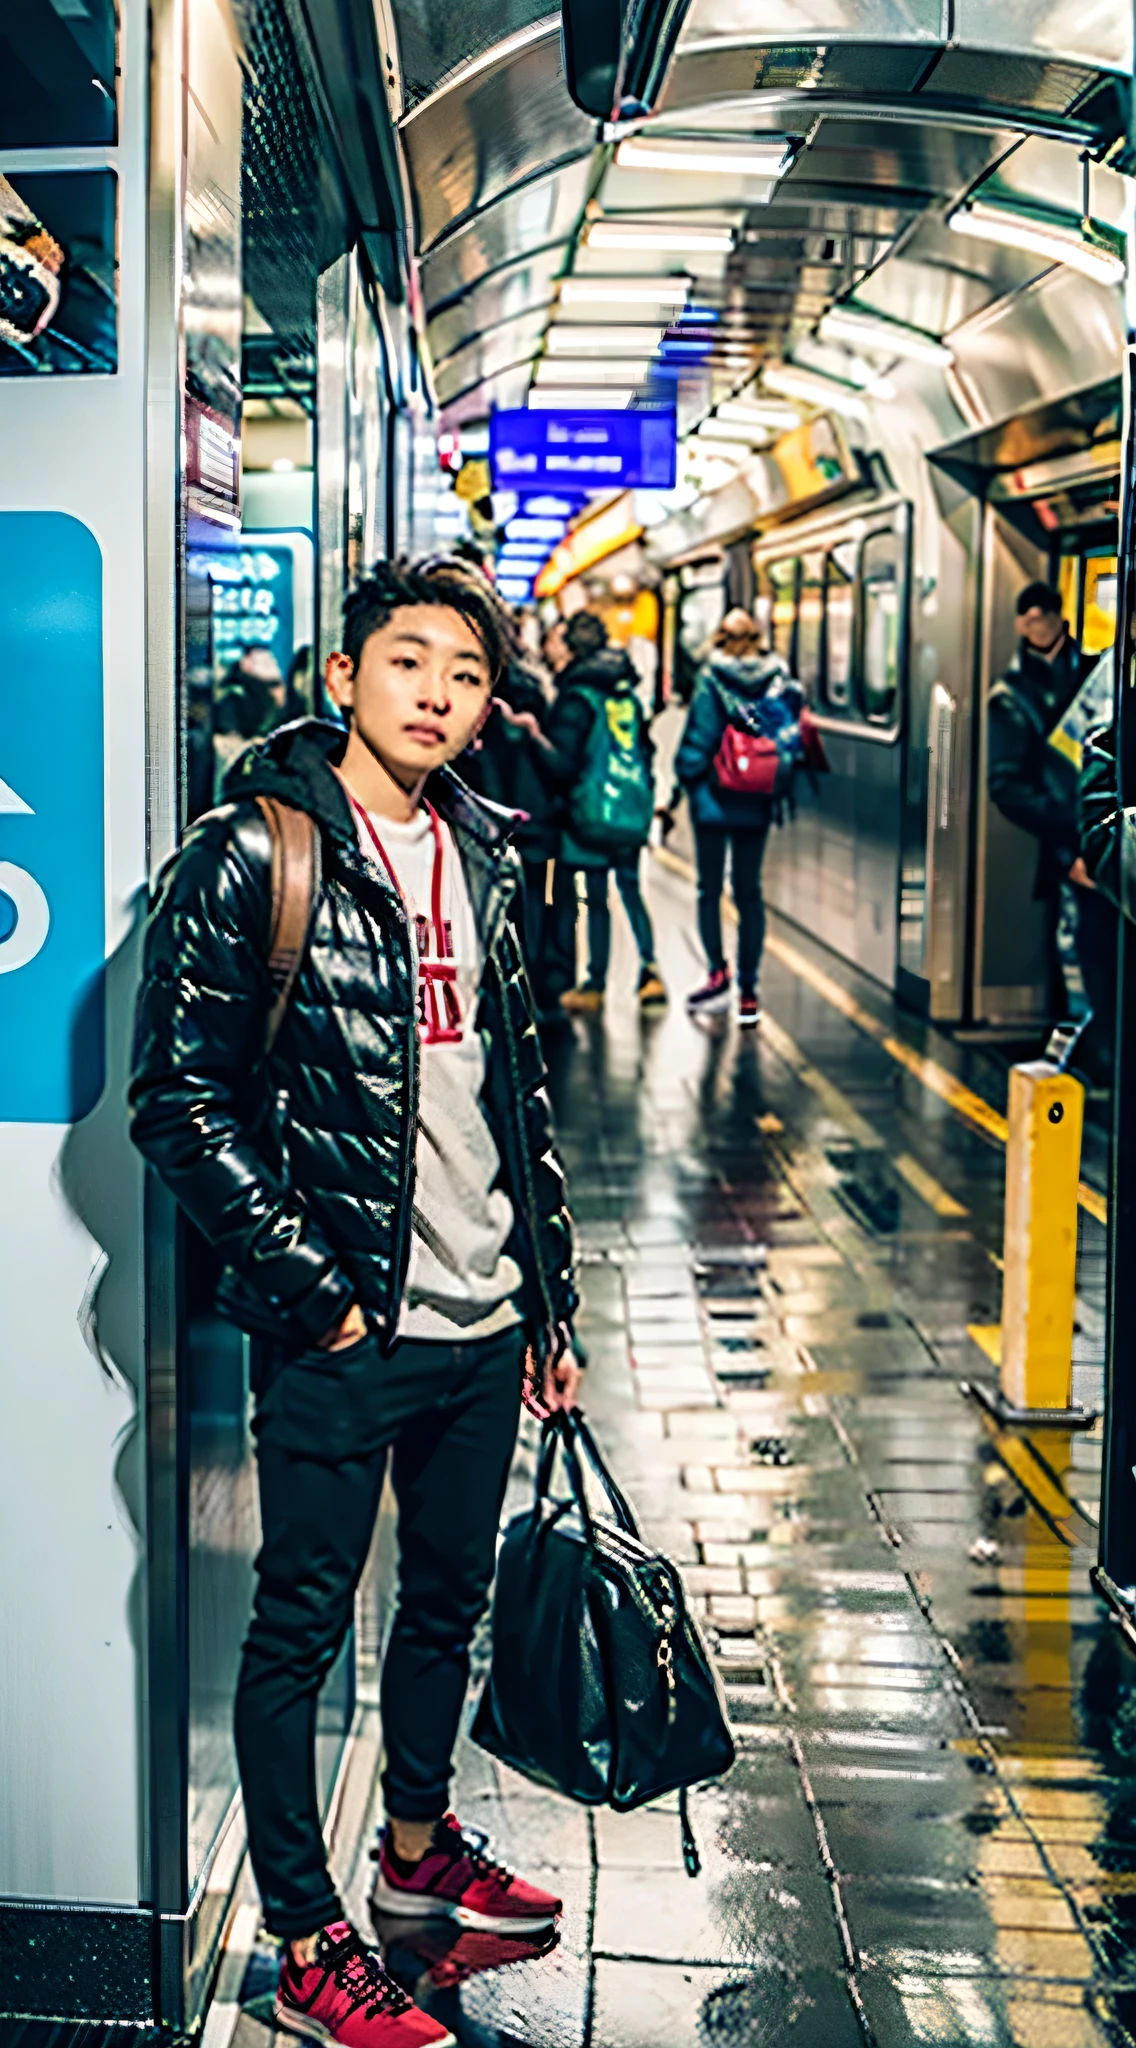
[{"xmin": 209, "ymin": 860, "xmax": 1135, "ymax": 2045}]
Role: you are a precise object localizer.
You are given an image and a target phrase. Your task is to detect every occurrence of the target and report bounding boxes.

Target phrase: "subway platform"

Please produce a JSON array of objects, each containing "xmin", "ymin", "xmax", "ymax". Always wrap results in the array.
[{"xmin": 10, "ymin": 856, "xmax": 1132, "ymax": 2048}]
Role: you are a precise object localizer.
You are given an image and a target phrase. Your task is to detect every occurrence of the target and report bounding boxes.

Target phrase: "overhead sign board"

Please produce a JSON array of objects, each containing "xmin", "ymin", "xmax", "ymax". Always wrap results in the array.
[{"xmin": 491, "ymin": 408, "xmax": 677, "ymax": 491}]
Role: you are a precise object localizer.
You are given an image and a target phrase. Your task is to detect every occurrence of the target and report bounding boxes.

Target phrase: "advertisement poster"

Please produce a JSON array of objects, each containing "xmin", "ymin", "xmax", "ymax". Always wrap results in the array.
[
  {"xmin": 0, "ymin": 169, "xmax": 117, "ymax": 375},
  {"xmin": 184, "ymin": 0, "xmax": 242, "ymax": 526}
]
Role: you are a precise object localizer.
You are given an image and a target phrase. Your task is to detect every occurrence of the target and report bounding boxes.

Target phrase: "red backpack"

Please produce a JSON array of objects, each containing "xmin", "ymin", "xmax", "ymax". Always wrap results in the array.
[{"xmin": 712, "ymin": 724, "xmax": 780, "ymax": 795}]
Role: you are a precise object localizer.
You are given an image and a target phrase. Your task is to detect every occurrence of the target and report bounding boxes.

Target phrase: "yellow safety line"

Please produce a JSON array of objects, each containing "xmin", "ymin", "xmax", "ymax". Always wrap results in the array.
[
  {"xmin": 893, "ymin": 1151, "xmax": 969, "ymax": 1218},
  {"xmin": 652, "ymin": 845, "xmax": 1108, "ymax": 1224}
]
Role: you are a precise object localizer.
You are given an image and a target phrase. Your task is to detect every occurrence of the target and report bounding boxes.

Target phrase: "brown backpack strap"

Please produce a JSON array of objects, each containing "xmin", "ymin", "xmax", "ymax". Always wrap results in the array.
[{"xmin": 256, "ymin": 795, "xmax": 321, "ymax": 1052}]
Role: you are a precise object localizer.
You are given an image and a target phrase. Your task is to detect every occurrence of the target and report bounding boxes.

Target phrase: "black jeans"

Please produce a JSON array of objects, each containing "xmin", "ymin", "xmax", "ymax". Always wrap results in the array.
[
  {"xmin": 520, "ymin": 856, "xmax": 578, "ymax": 1008},
  {"xmin": 693, "ymin": 823, "xmax": 769, "ymax": 994},
  {"xmin": 1073, "ymin": 879, "xmax": 1119, "ymax": 1078},
  {"xmin": 583, "ymin": 862, "xmax": 656, "ymax": 987},
  {"xmin": 235, "ymin": 1325, "xmax": 526, "ymax": 1937}
]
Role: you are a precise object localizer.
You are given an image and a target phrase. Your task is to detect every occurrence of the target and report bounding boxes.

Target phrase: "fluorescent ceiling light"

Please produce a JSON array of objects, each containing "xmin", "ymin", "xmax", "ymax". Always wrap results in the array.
[
  {"xmin": 505, "ymin": 516, "xmax": 568, "ymax": 541},
  {"xmin": 687, "ymin": 440, "xmax": 746, "ymax": 464},
  {"xmin": 696, "ymin": 418, "xmax": 768, "ymax": 445},
  {"xmin": 527, "ymin": 388, "xmax": 634, "ymax": 409},
  {"xmin": 716, "ymin": 399, "xmax": 800, "ymax": 429},
  {"xmin": 547, "ymin": 325, "xmax": 665, "ymax": 353},
  {"xmin": 761, "ymin": 364, "xmax": 869, "ymax": 421},
  {"xmin": 615, "ymin": 138, "xmax": 791, "ymax": 178},
  {"xmin": 586, "ymin": 223, "xmax": 734, "ymax": 253},
  {"xmin": 560, "ymin": 278, "xmax": 691, "ymax": 306},
  {"xmin": 947, "ymin": 202, "xmax": 1124, "ymax": 287},
  {"xmin": 535, "ymin": 358, "xmax": 653, "ymax": 383},
  {"xmin": 820, "ymin": 307, "xmax": 953, "ymax": 365}
]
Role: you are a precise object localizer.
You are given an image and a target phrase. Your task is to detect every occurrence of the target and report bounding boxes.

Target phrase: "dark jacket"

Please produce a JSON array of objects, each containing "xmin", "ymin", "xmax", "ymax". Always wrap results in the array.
[
  {"xmin": 674, "ymin": 651, "xmax": 789, "ymax": 828},
  {"xmin": 463, "ymin": 661, "xmax": 560, "ymax": 863},
  {"xmin": 1079, "ymin": 721, "xmax": 1136, "ymax": 919},
  {"xmin": 129, "ymin": 719, "xmax": 576, "ymax": 1357},
  {"xmin": 543, "ymin": 645, "xmax": 653, "ymax": 870},
  {"xmin": 987, "ymin": 636, "xmax": 1084, "ymax": 896}
]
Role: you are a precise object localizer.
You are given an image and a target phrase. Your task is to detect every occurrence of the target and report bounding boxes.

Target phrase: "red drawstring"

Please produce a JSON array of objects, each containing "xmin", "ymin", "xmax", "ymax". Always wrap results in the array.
[{"xmin": 350, "ymin": 796, "xmax": 463, "ymax": 1045}]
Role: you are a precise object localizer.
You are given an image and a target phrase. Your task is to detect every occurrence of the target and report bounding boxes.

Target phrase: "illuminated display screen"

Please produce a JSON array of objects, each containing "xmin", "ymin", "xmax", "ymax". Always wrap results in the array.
[{"xmin": 490, "ymin": 409, "xmax": 677, "ymax": 491}]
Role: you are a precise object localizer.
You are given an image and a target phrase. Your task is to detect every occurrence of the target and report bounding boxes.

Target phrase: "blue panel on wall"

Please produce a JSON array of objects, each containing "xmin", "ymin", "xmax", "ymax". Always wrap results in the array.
[{"xmin": 0, "ymin": 512, "xmax": 105, "ymax": 1121}]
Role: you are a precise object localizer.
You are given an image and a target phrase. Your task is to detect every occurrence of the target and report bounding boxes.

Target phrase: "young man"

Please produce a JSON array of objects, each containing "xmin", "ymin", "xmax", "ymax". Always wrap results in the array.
[{"xmin": 131, "ymin": 559, "xmax": 581, "ymax": 2048}]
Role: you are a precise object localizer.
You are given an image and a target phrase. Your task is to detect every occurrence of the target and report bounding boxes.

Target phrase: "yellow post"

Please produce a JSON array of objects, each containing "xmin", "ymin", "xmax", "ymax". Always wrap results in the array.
[{"xmin": 1000, "ymin": 1061, "xmax": 1084, "ymax": 1414}]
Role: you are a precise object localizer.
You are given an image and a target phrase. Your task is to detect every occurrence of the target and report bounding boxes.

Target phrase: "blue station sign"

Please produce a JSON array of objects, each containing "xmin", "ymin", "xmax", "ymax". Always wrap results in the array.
[{"xmin": 490, "ymin": 409, "xmax": 677, "ymax": 492}]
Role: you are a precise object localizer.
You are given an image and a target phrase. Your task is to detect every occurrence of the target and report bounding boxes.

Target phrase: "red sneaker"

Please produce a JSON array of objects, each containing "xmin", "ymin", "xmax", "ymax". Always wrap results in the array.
[
  {"xmin": 275, "ymin": 1921, "xmax": 454, "ymax": 2048},
  {"xmin": 370, "ymin": 1815, "xmax": 562, "ymax": 1934}
]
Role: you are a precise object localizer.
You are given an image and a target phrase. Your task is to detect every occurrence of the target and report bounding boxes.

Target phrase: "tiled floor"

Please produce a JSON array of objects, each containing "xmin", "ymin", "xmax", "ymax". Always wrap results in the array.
[{"xmin": 227, "ymin": 859, "xmax": 1133, "ymax": 2047}]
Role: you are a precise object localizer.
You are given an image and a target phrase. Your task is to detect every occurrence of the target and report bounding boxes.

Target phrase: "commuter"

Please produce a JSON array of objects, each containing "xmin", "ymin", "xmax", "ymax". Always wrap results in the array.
[
  {"xmin": 544, "ymin": 609, "xmax": 666, "ymax": 1012},
  {"xmin": 988, "ymin": 582, "xmax": 1114, "ymax": 1080},
  {"xmin": 668, "ymin": 607, "xmax": 790, "ymax": 1025},
  {"xmin": 130, "ymin": 558, "xmax": 579, "ymax": 2048},
  {"xmin": 466, "ymin": 621, "xmax": 570, "ymax": 1020},
  {"xmin": 541, "ymin": 614, "xmax": 570, "ymax": 679}
]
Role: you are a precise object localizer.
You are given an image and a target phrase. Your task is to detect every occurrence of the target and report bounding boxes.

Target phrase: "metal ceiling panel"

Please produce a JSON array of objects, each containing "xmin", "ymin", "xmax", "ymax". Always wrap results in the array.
[
  {"xmin": 432, "ymin": 310, "xmax": 550, "ymax": 402},
  {"xmin": 400, "ymin": 24, "xmax": 595, "ymax": 252},
  {"xmin": 947, "ymin": 263, "xmax": 1126, "ymax": 428},
  {"xmin": 927, "ymin": 47, "xmax": 1101, "ymax": 116},
  {"xmin": 419, "ymin": 174, "xmax": 589, "ymax": 313},
  {"xmin": 954, "ymin": 0, "xmax": 1130, "ymax": 74},
  {"xmin": 392, "ymin": 0, "xmax": 555, "ymax": 111},
  {"xmin": 426, "ymin": 245, "xmax": 569, "ymax": 359},
  {"xmin": 781, "ymin": 116, "xmax": 1013, "ymax": 208}
]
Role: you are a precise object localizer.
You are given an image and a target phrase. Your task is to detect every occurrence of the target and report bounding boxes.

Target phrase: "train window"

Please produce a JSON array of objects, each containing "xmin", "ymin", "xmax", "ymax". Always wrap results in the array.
[
  {"xmin": 825, "ymin": 541, "xmax": 857, "ymax": 709},
  {"xmin": 1082, "ymin": 553, "xmax": 1118, "ymax": 654},
  {"xmin": 861, "ymin": 529, "xmax": 902, "ymax": 722},
  {"xmin": 796, "ymin": 551, "xmax": 825, "ymax": 695},
  {"xmin": 766, "ymin": 558, "xmax": 797, "ymax": 663}
]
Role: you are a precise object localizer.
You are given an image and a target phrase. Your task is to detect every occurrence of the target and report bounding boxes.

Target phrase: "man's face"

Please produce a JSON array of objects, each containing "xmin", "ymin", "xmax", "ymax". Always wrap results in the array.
[
  {"xmin": 1019, "ymin": 605, "xmax": 1066, "ymax": 655},
  {"xmin": 327, "ymin": 604, "xmax": 493, "ymax": 785}
]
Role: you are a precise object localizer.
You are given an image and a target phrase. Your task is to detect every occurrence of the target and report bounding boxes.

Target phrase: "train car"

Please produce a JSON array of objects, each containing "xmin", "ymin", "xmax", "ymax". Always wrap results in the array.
[{"xmin": 651, "ymin": 224, "xmax": 1124, "ymax": 1026}]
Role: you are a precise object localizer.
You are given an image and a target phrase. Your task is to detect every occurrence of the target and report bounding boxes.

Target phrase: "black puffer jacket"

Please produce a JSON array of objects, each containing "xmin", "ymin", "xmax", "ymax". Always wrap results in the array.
[
  {"xmin": 130, "ymin": 719, "xmax": 576, "ymax": 1356},
  {"xmin": 987, "ymin": 637, "xmax": 1085, "ymax": 896},
  {"xmin": 1079, "ymin": 722, "xmax": 1136, "ymax": 919}
]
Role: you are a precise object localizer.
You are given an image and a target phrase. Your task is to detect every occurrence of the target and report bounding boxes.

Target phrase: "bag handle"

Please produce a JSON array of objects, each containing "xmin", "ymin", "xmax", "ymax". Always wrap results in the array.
[
  {"xmin": 535, "ymin": 1410, "xmax": 641, "ymax": 1541},
  {"xmin": 256, "ymin": 795, "xmax": 321, "ymax": 1053}
]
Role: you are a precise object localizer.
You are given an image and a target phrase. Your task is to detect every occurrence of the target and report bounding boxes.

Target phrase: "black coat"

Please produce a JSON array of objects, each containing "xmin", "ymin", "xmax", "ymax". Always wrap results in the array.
[
  {"xmin": 987, "ymin": 637, "xmax": 1084, "ymax": 896},
  {"xmin": 129, "ymin": 719, "xmax": 576, "ymax": 1357},
  {"xmin": 1079, "ymin": 721, "xmax": 1136, "ymax": 918},
  {"xmin": 543, "ymin": 645, "xmax": 652, "ymax": 869},
  {"xmin": 462, "ymin": 661, "xmax": 561, "ymax": 863}
]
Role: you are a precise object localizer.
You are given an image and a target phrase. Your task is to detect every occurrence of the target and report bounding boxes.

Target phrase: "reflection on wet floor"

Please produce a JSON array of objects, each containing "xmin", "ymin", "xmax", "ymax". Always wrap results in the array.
[{"xmin": 228, "ymin": 861, "xmax": 1133, "ymax": 2047}]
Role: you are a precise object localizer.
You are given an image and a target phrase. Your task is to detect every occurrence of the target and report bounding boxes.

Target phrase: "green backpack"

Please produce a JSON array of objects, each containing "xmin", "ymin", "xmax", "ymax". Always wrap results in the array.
[{"xmin": 568, "ymin": 686, "xmax": 655, "ymax": 859}]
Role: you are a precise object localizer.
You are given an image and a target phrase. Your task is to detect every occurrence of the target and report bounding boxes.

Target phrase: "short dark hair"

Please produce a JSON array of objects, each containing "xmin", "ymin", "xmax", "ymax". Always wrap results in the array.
[
  {"xmin": 1016, "ymin": 581, "xmax": 1063, "ymax": 619},
  {"xmin": 341, "ymin": 558, "xmax": 507, "ymax": 681},
  {"xmin": 565, "ymin": 611, "xmax": 608, "ymax": 659}
]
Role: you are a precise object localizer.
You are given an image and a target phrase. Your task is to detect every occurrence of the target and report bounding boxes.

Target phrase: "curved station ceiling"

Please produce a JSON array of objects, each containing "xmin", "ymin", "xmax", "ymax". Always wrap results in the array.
[{"xmin": 375, "ymin": 0, "xmax": 1130, "ymax": 473}]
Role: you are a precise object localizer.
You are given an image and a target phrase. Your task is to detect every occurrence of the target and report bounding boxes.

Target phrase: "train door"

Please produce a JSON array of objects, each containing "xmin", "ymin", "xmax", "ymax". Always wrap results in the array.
[
  {"xmin": 755, "ymin": 501, "xmax": 909, "ymax": 989},
  {"xmin": 972, "ymin": 462, "xmax": 1119, "ymax": 1027}
]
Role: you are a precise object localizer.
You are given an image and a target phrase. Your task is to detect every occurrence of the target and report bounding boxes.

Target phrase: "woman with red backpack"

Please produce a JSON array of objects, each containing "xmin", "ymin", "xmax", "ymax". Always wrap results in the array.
[{"xmin": 668, "ymin": 608, "xmax": 799, "ymax": 1025}]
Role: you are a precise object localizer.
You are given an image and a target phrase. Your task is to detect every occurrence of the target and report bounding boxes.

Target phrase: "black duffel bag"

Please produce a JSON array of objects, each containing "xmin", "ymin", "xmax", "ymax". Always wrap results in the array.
[{"xmin": 472, "ymin": 1409, "xmax": 735, "ymax": 1873}]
